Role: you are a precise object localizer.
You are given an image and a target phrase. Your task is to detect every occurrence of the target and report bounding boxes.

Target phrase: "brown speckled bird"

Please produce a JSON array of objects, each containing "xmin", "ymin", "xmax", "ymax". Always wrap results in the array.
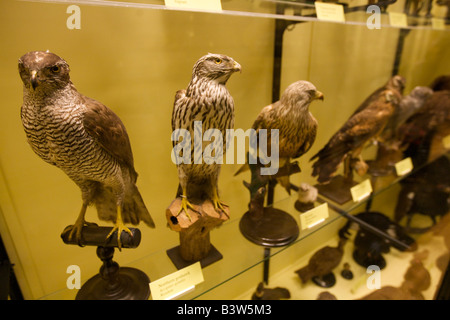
[
  {"xmin": 19, "ymin": 51, "xmax": 155, "ymax": 248},
  {"xmin": 380, "ymin": 86, "xmax": 433, "ymax": 146},
  {"xmin": 310, "ymin": 75, "xmax": 405, "ymax": 184},
  {"xmin": 399, "ymin": 90, "xmax": 450, "ymax": 152},
  {"xmin": 171, "ymin": 53, "xmax": 241, "ymax": 220},
  {"xmin": 295, "ymin": 237, "xmax": 347, "ymax": 284},
  {"xmin": 235, "ymin": 80, "xmax": 323, "ymax": 193}
]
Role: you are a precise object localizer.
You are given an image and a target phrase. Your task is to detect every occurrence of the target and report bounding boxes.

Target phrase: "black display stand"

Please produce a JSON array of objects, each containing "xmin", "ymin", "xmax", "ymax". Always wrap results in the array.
[{"xmin": 61, "ymin": 225, "xmax": 150, "ymax": 300}]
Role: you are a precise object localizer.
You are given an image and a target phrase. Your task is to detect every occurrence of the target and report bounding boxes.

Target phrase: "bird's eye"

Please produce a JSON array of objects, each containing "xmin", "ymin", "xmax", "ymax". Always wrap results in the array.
[
  {"xmin": 214, "ymin": 58, "xmax": 222, "ymax": 64},
  {"xmin": 50, "ymin": 65, "xmax": 60, "ymax": 73}
]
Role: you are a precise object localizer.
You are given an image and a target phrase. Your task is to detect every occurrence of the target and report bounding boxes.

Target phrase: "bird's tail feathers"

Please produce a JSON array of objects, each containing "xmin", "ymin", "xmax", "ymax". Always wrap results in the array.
[
  {"xmin": 311, "ymin": 143, "xmax": 350, "ymax": 183},
  {"xmin": 94, "ymin": 185, "xmax": 155, "ymax": 228},
  {"xmin": 128, "ymin": 184, "xmax": 155, "ymax": 228},
  {"xmin": 295, "ymin": 266, "xmax": 312, "ymax": 284},
  {"xmin": 234, "ymin": 163, "xmax": 249, "ymax": 176}
]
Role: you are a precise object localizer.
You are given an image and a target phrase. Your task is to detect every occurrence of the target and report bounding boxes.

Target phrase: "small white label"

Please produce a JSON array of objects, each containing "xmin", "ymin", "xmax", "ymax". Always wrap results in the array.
[
  {"xmin": 165, "ymin": 0, "xmax": 222, "ymax": 12},
  {"xmin": 389, "ymin": 12, "xmax": 408, "ymax": 27},
  {"xmin": 350, "ymin": 179, "xmax": 372, "ymax": 202},
  {"xmin": 300, "ymin": 203, "xmax": 329, "ymax": 230},
  {"xmin": 315, "ymin": 2, "xmax": 345, "ymax": 22},
  {"xmin": 443, "ymin": 134, "xmax": 450, "ymax": 149},
  {"xmin": 150, "ymin": 262, "xmax": 204, "ymax": 300},
  {"xmin": 395, "ymin": 157, "xmax": 413, "ymax": 176},
  {"xmin": 431, "ymin": 18, "xmax": 445, "ymax": 30}
]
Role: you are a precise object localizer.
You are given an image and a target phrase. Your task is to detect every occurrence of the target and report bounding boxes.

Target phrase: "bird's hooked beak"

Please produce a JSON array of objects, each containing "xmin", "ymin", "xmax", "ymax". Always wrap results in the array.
[
  {"xmin": 314, "ymin": 90, "xmax": 324, "ymax": 101},
  {"xmin": 233, "ymin": 61, "xmax": 242, "ymax": 73},
  {"xmin": 30, "ymin": 70, "xmax": 38, "ymax": 90}
]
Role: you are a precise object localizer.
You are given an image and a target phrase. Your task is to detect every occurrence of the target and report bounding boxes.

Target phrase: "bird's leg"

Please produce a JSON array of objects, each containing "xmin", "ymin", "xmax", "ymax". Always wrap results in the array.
[
  {"xmin": 176, "ymin": 187, "xmax": 197, "ymax": 221},
  {"xmin": 211, "ymin": 185, "xmax": 229, "ymax": 218},
  {"xmin": 68, "ymin": 202, "xmax": 97, "ymax": 246},
  {"xmin": 354, "ymin": 154, "xmax": 369, "ymax": 176},
  {"xmin": 107, "ymin": 206, "xmax": 132, "ymax": 250}
]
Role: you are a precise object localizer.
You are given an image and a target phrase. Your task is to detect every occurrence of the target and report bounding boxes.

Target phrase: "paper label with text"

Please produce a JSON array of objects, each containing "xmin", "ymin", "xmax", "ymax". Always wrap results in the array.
[
  {"xmin": 165, "ymin": 0, "xmax": 222, "ymax": 11},
  {"xmin": 395, "ymin": 157, "xmax": 413, "ymax": 176},
  {"xmin": 443, "ymin": 134, "xmax": 450, "ymax": 149},
  {"xmin": 350, "ymin": 179, "xmax": 372, "ymax": 202},
  {"xmin": 389, "ymin": 12, "xmax": 408, "ymax": 27},
  {"xmin": 315, "ymin": 2, "xmax": 345, "ymax": 22},
  {"xmin": 300, "ymin": 203, "xmax": 329, "ymax": 230},
  {"xmin": 431, "ymin": 18, "xmax": 445, "ymax": 30},
  {"xmin": 150, "ymin": 262, "xmax": 204, "ymax": 300}
]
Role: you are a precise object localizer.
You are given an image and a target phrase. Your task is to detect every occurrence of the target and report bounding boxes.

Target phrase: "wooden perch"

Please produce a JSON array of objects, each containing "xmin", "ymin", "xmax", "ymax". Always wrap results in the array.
[{"xmin": 166, "ymin": 198, "xmax": 229, "ymax": 263}]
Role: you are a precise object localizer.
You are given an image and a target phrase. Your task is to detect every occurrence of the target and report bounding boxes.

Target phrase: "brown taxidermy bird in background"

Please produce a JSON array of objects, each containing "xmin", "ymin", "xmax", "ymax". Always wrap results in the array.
[
  {"xmin": 235, "ymin": 80, "xmax": 323, "ymax": 194},
  {"xmin": 295, "ymin": 237, "xmax": 347, "ymax": 284},
  {"xmin": 19, "ymin": 51, "xmax": 155, "ymax": 248},
  {"xmin": 310, "ymin": 75, "xmax": 405, "ymax": 184}
]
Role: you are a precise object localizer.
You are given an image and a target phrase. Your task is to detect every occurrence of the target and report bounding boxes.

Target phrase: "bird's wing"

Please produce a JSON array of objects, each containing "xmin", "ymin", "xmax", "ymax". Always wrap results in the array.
[
  {"xmin": 172, "ymin": 89, "xmax": 187, "ymax": 132},
  {"xmin": 399, "ymin": 91, "xmax": 450, "ymax": 149},
  {"xmin": 293, "ymin": 121, "xmax": 317, "ymax": 159},
  {"xmin": 82, "ymin": 96, "xmax": 136, "ymax": 175},
  {"xmin": 315, "ymin": 91, "xmax": 396, "ymax": 160},
  {"xmin": 251, "ymin": 102, "xmax": 279, "ymax": 153},
  {"xmin": 311, "ymin": 92, "xmax": 395, "ymax": 182},
  {"xmin": 349, "ymin": 86, "xmax": 385, "ymax": 117}
]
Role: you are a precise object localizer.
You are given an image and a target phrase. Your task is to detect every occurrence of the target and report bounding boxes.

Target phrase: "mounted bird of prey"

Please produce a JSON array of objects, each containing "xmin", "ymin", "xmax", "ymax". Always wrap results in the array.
[
  {"xmin": 19, "ymin": 51, "xmax": 155, "ymax": 248},
  {"xmin": 398, "ymin": 89, "xmax": 450, "ymax": 165},
  {"xmin": 171, "ymin": 53, "xmax": 241, "ymax": 220},
  {"xmin": 380, "ymin": 86, "xmax": 433, "ymax": 146},
  {"xmin": 235, "ymin": 80, "xmax": 323, "ymax": 194},
  {"xmin": 310, "ymin": 75, "xmax": 405, "ymax": 184}
]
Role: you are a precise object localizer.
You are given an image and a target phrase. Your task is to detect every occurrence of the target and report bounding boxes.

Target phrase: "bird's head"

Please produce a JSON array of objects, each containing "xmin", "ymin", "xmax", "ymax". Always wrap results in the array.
[
  {"xmin": 18, "ymin": 50, "xmax": 71, "ymax": 92},
  {"xmin": 192, "ymin": 53, "xmax": 241, "ymax": 84},
  {"xmin": 410, "ymin": 86, "xmax": 433, "ymax": 101},
  {"xmin": 280, "ymin": 80, "xmax": 324, "ymax": 108},
  {"xmin": 388, "ymin": 75, "xmax": 406, "ymax": 94}
]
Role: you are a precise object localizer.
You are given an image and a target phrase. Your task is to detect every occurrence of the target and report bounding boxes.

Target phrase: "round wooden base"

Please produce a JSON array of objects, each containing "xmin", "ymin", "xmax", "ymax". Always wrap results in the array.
[
  {"xmin": 76, "ymin": 267, "xmax": 150, "ymax": 300},
  {"xmin": 239, "ymin": 207, "xmax": 299, "ymax": 247}
]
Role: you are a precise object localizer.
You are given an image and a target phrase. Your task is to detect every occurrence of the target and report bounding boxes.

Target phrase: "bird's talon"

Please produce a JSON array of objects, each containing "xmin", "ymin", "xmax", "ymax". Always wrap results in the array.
[
  {"xmin": 107, "ymin": 224, "xmax": 132, "ymax": 249},
  {"xmin": 213, "ymin": 200, "xmax": 229, "ymax": 218},
  {"xmin": 176, "ymin": 197, "xmax": 198, "ymax": 221}
]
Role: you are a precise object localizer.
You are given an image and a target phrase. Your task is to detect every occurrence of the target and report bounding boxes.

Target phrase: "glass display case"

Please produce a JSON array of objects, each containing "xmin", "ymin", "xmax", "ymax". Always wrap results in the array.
[{"xmin": 0, "ymin": 0, "xmax": 449, "ymax": 300}]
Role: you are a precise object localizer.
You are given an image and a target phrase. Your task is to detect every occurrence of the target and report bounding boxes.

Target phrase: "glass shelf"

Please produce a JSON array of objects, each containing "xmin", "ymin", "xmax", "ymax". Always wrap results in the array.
[
  {"xmin": 38, "ymin": 151, "xmax": 450, "ymax": 300},
  {"xmin": 20, "ymin": 0, "xmax": 450, "ymax": 30}
]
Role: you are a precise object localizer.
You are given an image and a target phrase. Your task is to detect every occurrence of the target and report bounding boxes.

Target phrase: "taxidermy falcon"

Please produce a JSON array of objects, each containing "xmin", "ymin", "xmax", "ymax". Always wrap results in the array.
[
  {"xmin": 171, "ymin": 53, "xmax": 241, "ymax": 220},
  {"xmin": 235, "ymin": 80, "xmax": 323, "ymax": 194},
  {"xmin": 398, "ymin": 89, "xmax": 450, "ymax": 164},
  {"xmin": 19, "ymin": 51, "xmax": 155, "ymax": 248},
  {"xmin": 379, "ymin": 86, "xmax": 433, "ymax": 147},
  {"xmin": 310, "ymin": 75, "xmax": 405, "ymax": 184}
]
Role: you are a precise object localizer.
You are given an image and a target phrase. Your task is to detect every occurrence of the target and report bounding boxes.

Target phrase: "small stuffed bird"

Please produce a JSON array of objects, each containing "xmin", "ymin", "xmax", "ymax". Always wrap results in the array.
[
  {"xmin": 310, "ymin": 75, "xmax": 405, "ymax": 183},
  {"xmin": 171, "ymin": 53, "xmax": 241, "ymax": 220},
  {"xmin": 235, "ymin": 80, "xmax": 323, "ymax": 194},
  {"xmin": 295, "ymin": 237, "xmax": 347, "ymax": 284},
  {"xmin": 19, "ymin": 51, "xmax": 155, "ymax": 248}
]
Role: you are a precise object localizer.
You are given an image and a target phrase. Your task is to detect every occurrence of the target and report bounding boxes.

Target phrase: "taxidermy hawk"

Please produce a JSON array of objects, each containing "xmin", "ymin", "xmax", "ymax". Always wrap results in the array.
[
  {"xmin": 235, "ymin": 80, "xmax": 323, "ymax": 194},
  {"xmin": 310, "ymin": 75, "xmax": 405, "ymax": 184},
  {"xmin": 171, "ymin": 53, "xmax": 241, "ymax": 220},
  {"xmin": 19, "ymin": 51, "xmax": 155, "ymax": 248}
]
